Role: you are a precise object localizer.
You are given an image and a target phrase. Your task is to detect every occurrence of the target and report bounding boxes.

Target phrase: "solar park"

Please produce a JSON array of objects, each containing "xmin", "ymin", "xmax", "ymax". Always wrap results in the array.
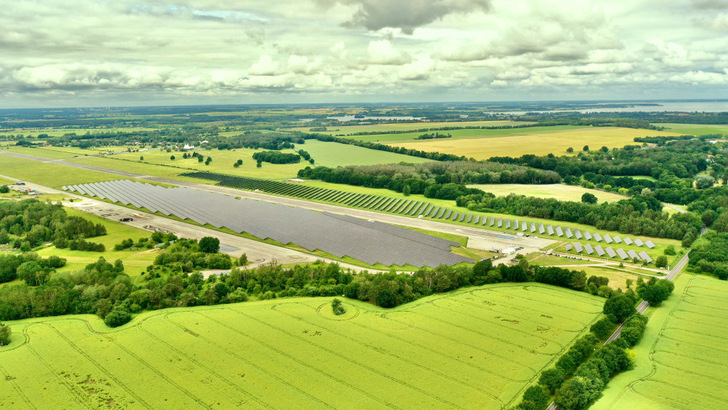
[{"xmin": 63, "ymin": 180, "xmax": 471, "ymax": 268}]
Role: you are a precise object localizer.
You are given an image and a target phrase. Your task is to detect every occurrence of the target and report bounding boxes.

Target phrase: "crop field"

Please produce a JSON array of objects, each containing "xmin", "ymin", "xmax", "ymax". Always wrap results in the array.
[
  {"xmin": 291, "ymin": 120, "xmax": 531, "ymax": 135},
  {"xmin": 296, "ymin": 139, "xmax": 431, "ymax": 167},
  {"xmin": 0, "ymin": 284, "xmax": 604, "ymax": 409},
  {"xmin": 0, "ymin": 154, "xmax": 120, "ymax": 188},
  {"xmin": 467, "ymin": 183, "xmax": 628, "ymax": 203},
  {"xmin": 339, "ymin": 125, "xmax": 582, "ymax": 143},
  {"xmin": 653, "ymin": 123, "xmax": 728, "ymax": 136},
  {"xmin": 387, "ymin": 127, "xmax": 682, "ymax": 159},
  {"xmin": 593, "ymin": 275, "xmax": 728, "ymax": 410}
]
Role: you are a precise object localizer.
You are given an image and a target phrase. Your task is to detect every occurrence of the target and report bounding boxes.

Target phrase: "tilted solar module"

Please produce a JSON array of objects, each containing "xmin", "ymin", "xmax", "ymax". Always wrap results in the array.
[
  {"xmin": 627, "ymin": 249, "xmax": 639, "ymax": 259},
  {"xmin": 603, "ymin": 234, "xmax": 613, "ymax": 244},
  {"xmin": 623, "ymin": 237, "xmax": 633, "ymax": 245},
  {"xmin": 555, "ymin": 226, "xmax": 564, "ymax": 237},
  {"xmin": 522, "ymin": 221, "xmax": 528, "ymax": 231},
  {"xmin": 605, "ymin": 247, "xmax": 616, "ymax": 258},
  {"xmin": 638, "ymin": 251, "xmax": 652, "ymax": 263},
  {"xmin": 514, "ymin": 220, "xmax": 520, "ymax": 230},
  {"xmin": 634, "ymin": 239, "xmax": 644, "ymax": 247},
  {"xmin": 613, "ymin": 235, "xmax": 622, "ymax": 243},
  {"xmin": 645, "ymin": 240, "xmax": 655, "ymax": 249},
  {"xmin": 497, "ymin": 218, "xmax": 503, "ymax": 227},
  {"xmin": 584, "ymin": 244, "xmax": 594, "ymax": 255},
  {"xmin": 565, "ymin": 244, "xmax": 573, "ymax": 251},
  {"xmin": 505, "ymin": 219, "xmax": 511, "ymax": 229},
  {"xmin": 593, "ymin": 232, "xmax": 603, "ymax": 242},
  {"xmin": 594, "ymin": 245, "xmax": 605, "ymax": 256},
  {"xmin": 574, "ymin": 229, "xmax": 583, "ymax": 239},
  {"xmin": 451, "ymin": 211, "xmax": 459, "ymax": 221},
  {"xmin": 574, "ymin": 242, "xmax": 583, "ymax": 253},
  {"xmin": 565, "ymin": 227, "xmax": 573, "ymax": 238},
  {"xmin": 530, "ymin": 222, "xmax": 536, "ymax": 233},
  {"xmin": 472, "ymin": 215, "xmax": 479, "ymax": 224},
  {"xmin": 584, "ymin": 231, "xmax": 593, "ymax": 240},
  {"xmin": 546, "ymin": 225, "xmax": 554, "ymax": 235},
  {"xmin": 538, "ymin": 223, "xmax": 545, "ymax": 234},
  {"xmin": 489, "ymin": 217, "xmax": 495, "ymax": 226},
  {"xmin": 616, "ymin": 248, "xmax": 629, "ymax": 259}
]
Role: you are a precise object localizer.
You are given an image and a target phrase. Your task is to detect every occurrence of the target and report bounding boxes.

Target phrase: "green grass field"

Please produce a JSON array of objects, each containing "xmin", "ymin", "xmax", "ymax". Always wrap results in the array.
[
  {"xmin": 0, "ymin": 283, "xmax": 604, "ymax": 409},
  {"xmin": 34, "ymin": 207, "xmax": 156, "ymax": 276},
  {"xmin": 592, "ymin": 274, "xmax": 728, "ymax": 410},
  {"xmin": 112, "ymin": 147, "xmax": 305, "ymax": 180},
  {"xmin": 0, "ymin": 145, "xmax": 142, "ymax": 159},
  {"xmin": 386, "ymin": 127, "xmax": 682, "ymax": 159},
  {"xmin": 0, "ymin": 154, "xmax": 120, "ymax": 188},
  {"xmin": 468, "ymin": 184, "xmax": 628, "ymax": 203},
  {"xmin": 297, "ymin": 139, "xmax": 431, "ymax": 167},
  {"xmin": 653, "ymin": 123, "xmax": 728, "ymax": 136}
]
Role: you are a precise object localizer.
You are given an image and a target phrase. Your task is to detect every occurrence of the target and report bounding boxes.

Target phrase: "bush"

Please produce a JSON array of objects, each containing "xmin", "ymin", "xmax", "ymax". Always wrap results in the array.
[
  {"xmin": 0, "ymin": 322, "xmax": 10, "ymax": 346},
  {"xmin": 104, "ymin": 307, "xmax": 132, "ymax": 328},
  {"xmin": 0, "ymin": 185, "xmax": 9, "ymax": 194},
  {"xmin": 331, "ymin": 298, "xmax": 346, "ymax": 315},
  {"xmin": 198, "ymin": 237, "xmax": 220, "ymax": 253},
  {"xmin": 539, "ymin": 367, "xmax": 565, "ymax": 394}
]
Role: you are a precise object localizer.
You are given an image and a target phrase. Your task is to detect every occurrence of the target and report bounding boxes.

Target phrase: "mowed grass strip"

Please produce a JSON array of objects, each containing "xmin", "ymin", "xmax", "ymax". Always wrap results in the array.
[
  {"xmin": 387, "ymin": 127, "xmax": 682, "ymax": 159},
  {"xmin": 592, "ymin": 275, "xmax": 728, "ymax": 410},
  {"xmin": 0, "ymin": 283, "xmax": 604, "ymax": 409}
]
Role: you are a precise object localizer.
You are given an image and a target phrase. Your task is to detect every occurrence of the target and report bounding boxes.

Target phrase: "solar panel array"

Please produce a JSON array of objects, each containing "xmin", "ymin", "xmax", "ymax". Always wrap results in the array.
[
  {"xmin": 603, "ymin": 234, "xmax": 613, "ymax": 244},
  {"xmin": 568, "ymin": 242, "xmax": 654, "ymax": 262},
  {"xmin": 645, "ymin": 240, "xmax": 656, "ymax": 249},
  {"xmin": 65, "ymin": 180, "xmax": 471, "ymax": 268}
]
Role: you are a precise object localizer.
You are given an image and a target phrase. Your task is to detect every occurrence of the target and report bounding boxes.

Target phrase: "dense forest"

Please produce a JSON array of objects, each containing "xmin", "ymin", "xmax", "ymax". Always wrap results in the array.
[{"xmin": 297, "ymin": 161, "xmax": 561, "ymax": 196}]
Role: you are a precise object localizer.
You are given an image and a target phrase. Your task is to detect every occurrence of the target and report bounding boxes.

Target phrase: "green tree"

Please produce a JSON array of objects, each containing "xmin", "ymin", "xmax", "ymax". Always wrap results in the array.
[
  {"xmin": 402, "ymin": 185, "xmax": 411, "ymax": 196},
  {"xmin": 655, "ymin": 255, "xmax": 668, "ymax": 268},
  {"xmin": 583, "ymin": 145, "xmax": 590, "ymax": 151},
  {"xmin": 331, "ymin": 298, "xmax": 346, "ymax": 315},
  {"xmin": 695, "ymin": 175, "xmax": 715, "ymax": 189},
  {"xmin": 600, "ymin": 146, "xmax": 609, "ymax": 153},
  {"xmin": 590, "ymin": 317, "xmax": 614, "ymax": 340},
  {"xmin": 139, "ymin": 156, "xmax": 144, "ymax": 161},
  {"xmin": 581, "ymin": 193, "xmax": 598, "ymax": 204},
  {"xmin": 663, "ymin": 245, "xmax": 676, "ymax": 255},
  {"xmin": 376, "ymin": 289, "xmax": 397, "ymax": 308},
  {"xmin": 0, "ymin": 322, "xmax": 10, "ymax": 346},
  {"xmin": 566, "ymin": 147, "xmax": 574, "ymax": 153},
  {"xmin": 198, "ymin": 237, "xmax": 220, "ymax": 253},
  {"xmin": 555, "ymin": 376, "xmax": 604, "ymax": 410},
  {"xmin": 603, "ymin": 295, "xmax": 635, "ymax": 323},
  {"xmin": 521, "ymin": 385, "xmax": 549, "ymax": 408},
  {"xmin": 104, "ymin": 307, "xmax": 131, "ymax": 328},
  {"xmin": 539, "ymin": 367, "xmax": 565, "ymax": 394},
  {"xmin": 170, "ymin": 155, "xmax": 175, "ymax": 160},
  {"xmin": 0, "ymin": 185, "xmax": 9, "ymax": 193},
  {"xmin": 17, "ymin": 261, "xmax": 48, "ymax": 286}
]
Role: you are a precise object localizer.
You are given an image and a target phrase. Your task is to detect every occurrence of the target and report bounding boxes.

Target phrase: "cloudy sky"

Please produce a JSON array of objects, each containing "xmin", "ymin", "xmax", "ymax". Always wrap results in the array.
[{"xmin": 1, "ymin": 0, "xmax": 727, "ymax": 107}]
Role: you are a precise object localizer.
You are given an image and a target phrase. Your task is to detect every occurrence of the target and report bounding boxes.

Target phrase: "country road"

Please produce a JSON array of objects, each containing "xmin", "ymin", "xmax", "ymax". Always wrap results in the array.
[{"xmin": 546, "ymin": 251, "xmax": 691, "ymax": 410}]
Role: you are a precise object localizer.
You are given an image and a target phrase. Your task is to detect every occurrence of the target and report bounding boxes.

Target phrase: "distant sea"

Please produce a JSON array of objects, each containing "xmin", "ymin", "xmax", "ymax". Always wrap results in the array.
[{"xmin": 494, "ymin": 100, "xmax": 728, "ymax": 115}]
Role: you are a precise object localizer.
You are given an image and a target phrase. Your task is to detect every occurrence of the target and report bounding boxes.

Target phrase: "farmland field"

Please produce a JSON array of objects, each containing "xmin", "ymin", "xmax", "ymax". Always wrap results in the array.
[
  {"xmin": 341, "ymin": 125, "xmax": 582, "ymax": 143},
  {"xmin": 467, "ymin": 183, "xmax": 628, "ymax": 203},
  {"xmin": 0, "ymin": 284, "xmax": 604, "ymax": 409},
  {"xmin": 295, "ymin": 139, "xmax": 431, "ymax": 167},
  {"xmin": 653, "ymin": 123, "xmax": 728, "ymax": 136},
  {"xmin": 291, "ymin": 120, "xmax": 532, "ymax": 135},
  {"xmin": 387, "ymin": 127, "xmax": 682, "ymax": 159},
  {"xmin": 592, "ymin": 274, "xmax": 728, "ymax": 410}
]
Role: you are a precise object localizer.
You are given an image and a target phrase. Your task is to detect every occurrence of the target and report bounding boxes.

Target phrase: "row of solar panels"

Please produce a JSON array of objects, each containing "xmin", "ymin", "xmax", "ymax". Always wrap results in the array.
[
  {"xmin": 63, "ymin": 180, "xmax": 472, "ymax": 268},
  {"xmin": 564, "ymin": 242, "xmax": 653, "ymax": 263},
  {"xmin": 487, "ymin": 216, "xmax": 656, "ymax": 248}
]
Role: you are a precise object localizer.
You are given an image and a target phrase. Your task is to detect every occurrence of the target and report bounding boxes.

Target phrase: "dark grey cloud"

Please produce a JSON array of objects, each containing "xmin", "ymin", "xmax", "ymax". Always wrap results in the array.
[{"xmin": 319, "ymin": 0, "xmax": 490, "ymax": 34}]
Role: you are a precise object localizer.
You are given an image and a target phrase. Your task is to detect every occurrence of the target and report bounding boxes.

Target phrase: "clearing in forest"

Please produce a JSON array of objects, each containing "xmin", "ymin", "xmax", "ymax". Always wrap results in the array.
[{"xmin": 0, "ymin": 284, "xmax": 603, "ymax": 409}]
